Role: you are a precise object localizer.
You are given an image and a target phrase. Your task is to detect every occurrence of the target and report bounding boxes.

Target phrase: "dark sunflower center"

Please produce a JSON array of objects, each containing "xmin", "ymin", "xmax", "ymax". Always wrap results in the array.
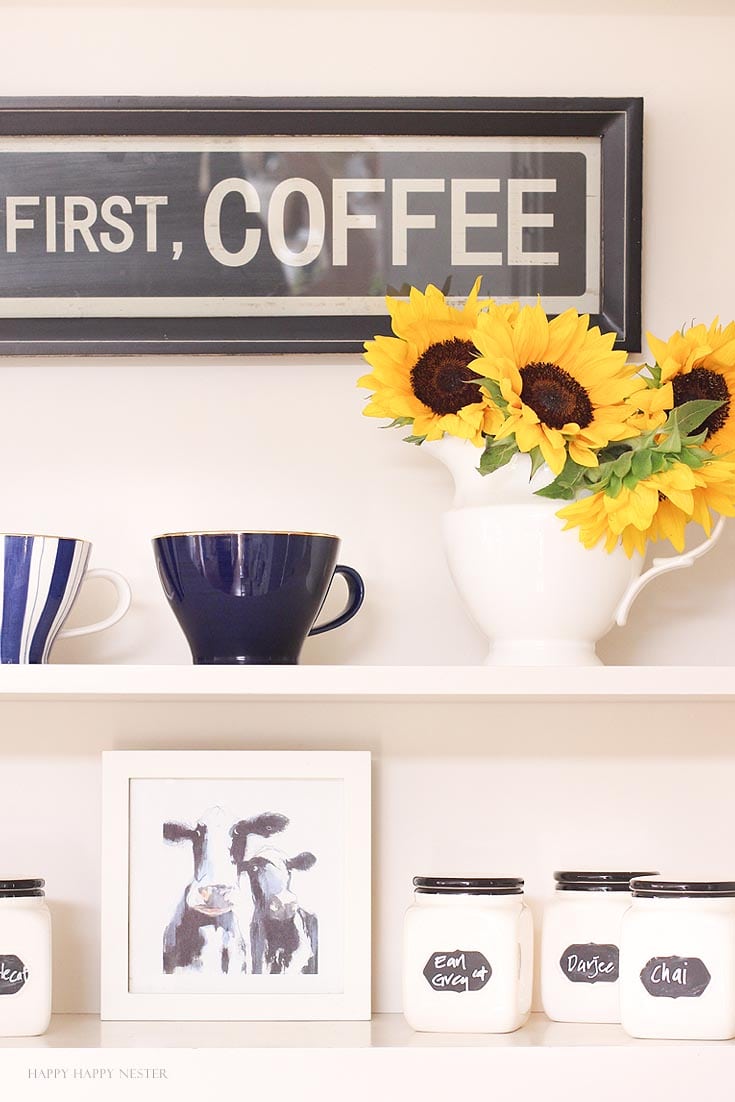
[
  {"xmin": 410, "ymin": 338, "xmax": 480, "ymax": 415},
  {"xmin": 519, "ymin": 361, "xmax": 594, "ymax": 430},
  {"xmin": 671, "ymin": 366, "xmax": 730, "ymax": 438}
]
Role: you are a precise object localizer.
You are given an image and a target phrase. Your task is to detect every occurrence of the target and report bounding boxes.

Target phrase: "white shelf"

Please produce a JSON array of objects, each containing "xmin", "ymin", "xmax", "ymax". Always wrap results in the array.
[
  {"xmin": 0, "ymin": 663, "xmax": 734, "ymax": 702},
  {"xmin": 1, "ymin": 1012, "xmax": 731, "ymax": 1049},
  {"xmin": 7, "ymin": 1015, "xmax": 732, "ymax": 1101}
]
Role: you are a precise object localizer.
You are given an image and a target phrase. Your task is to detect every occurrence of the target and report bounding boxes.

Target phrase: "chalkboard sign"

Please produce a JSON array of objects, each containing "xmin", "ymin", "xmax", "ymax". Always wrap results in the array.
[
  {"xmin": 0, "ymin": 97, "xmax": 642, "ymax": 355},
  {"xmin": 560, "ymin": 943, "xmax": 619, "ymax": 984},
  {"xmin": 0, "ymin": 954, "xmax": 28, "ymax": 995},
  {"xmin": 640, "ymin": 956, "xmax": 711, "ymax": 999},
  {"xmin": 423, "ymin": 950, "xmax": 492, "ymax": 993}
]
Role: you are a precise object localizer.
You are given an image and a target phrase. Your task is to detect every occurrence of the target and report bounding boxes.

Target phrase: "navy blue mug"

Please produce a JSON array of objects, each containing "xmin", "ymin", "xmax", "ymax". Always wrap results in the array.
[{"xmin": 152, "ymin": 531, "xmax": 365, "ymax": 665}]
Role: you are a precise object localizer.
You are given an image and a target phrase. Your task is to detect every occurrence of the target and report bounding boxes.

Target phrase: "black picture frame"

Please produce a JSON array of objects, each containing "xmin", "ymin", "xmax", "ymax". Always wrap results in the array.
[{"xmin": 0, "ymin": 96, "xmax": 642, "ymax": 356}]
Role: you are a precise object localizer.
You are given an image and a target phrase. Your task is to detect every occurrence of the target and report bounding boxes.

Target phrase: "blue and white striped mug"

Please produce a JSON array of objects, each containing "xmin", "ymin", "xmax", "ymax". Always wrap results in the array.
[{"xmin": 0, "ymin": 534, "xmax": 131, "ymax": 664}]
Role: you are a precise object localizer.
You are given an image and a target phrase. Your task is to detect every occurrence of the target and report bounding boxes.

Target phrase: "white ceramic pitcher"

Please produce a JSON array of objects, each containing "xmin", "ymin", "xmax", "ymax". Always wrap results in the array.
[{"xmin": 426, "ymin": 436, "xmax": 725, "ymax": 666}]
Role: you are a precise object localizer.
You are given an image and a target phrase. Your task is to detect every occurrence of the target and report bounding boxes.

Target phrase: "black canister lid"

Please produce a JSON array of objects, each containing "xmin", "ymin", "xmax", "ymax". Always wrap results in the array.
[
  {"xmin": 631, "ymin": 878, "xmax": 735, "ymax": 899},
  {"xmin": 555, "ymin": 871, "xmax": 658, "ymax": 892},
  {"xmin": 0, "ymin": 878, "xmax": 45, "ymax": 898},
  {"xmin": 413, "ymin": 876, "xmax": 524, "ymax": 895}
]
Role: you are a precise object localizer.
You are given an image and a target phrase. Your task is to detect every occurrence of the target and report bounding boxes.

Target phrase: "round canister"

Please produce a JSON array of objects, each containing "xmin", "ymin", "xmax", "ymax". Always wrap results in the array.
[
  {"xmin": 541, "ymin": 870, "xmax": 656, "ymax": 1024},
  {"xmin": 402, "ymin": 876, "xmax": 533, "ymax": 1033},
  {"xmin": 0, "ymin": 880, "xmax": 52, "ymax": 1037},
  {"xmin": 620, "ymin": 878, "xmax": 735, "ymax": 1040}
]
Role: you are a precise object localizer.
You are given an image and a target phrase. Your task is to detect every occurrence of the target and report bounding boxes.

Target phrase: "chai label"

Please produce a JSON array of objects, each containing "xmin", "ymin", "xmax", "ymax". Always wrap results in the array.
[
  {"xmin": 560, "ymin": 943, "xmax": 619, "ymax": 984},
  {"xmin": 0, "ymin": 955, "xmax": 29, "ymax": 995},
  {"xmin": 423, "ymin": 950, "xmax": 492, "ymax": 993},
  {"xmin": 640, "ymin": 956, "xmax": 711, "ymax": 999}
]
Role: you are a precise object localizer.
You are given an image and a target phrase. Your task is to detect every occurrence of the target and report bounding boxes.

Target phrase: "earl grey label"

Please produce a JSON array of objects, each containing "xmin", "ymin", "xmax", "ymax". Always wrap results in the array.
[
  {"xmin": 560, "ymin": 943, "xmax": 619, "ymax": 984},
  {"xmin": 640, "ymin": 956, "xmax": 711, "ymax": 999},
  {"xmin": 0, "ymin": 955, "xmax": 29, "ymax": 995},
  {"xmin": 423, "ymin": 950, "xmax": 492, "ymax": 993}
]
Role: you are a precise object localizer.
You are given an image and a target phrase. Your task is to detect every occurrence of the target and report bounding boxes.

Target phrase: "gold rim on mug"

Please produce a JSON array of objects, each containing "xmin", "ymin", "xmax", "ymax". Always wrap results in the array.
[{"xmin": 152, "ymin": 530, "xmax": 340, "ymax": 540}]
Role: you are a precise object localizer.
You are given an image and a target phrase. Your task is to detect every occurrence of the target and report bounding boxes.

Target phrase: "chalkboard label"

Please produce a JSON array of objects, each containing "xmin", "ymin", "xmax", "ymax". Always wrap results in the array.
[
  {"xmin": 640, "ymin": 956, "xmax": 711, "ymax": 999},
  {"xmin": 423, "ymin": 950, "xmax": 492, "ymax": 993},
  {"xmin": 0, "ymin": 955, "xmax": 29, "ymax": 995},
  {"xmin": 560, "ymin": 943, "xmax": 619, "ymax": 984}
]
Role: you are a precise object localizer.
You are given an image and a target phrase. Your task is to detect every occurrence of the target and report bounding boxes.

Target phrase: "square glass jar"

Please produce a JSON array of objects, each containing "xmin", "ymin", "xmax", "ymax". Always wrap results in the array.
[
  {"xmin": 541, "ymin": 870, "xmax": 656, "ymax": 1025},
  {"xmin": 0, "ymin": 879, "xmax": 51, "ymax": 1038},
  {"xmin": 403, "ymin": 876, "xmax": 533, "ymax": 1033},
  {"xmin": 620, "ymin": 879, "xmax": 735, "ymax": 1040}
]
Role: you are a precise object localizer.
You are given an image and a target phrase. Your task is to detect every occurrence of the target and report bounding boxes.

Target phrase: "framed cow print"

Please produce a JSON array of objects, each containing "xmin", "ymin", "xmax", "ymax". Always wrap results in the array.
[{"xmin": 101, "ymin": 749, "xmax": 371, "ymax": 1020}]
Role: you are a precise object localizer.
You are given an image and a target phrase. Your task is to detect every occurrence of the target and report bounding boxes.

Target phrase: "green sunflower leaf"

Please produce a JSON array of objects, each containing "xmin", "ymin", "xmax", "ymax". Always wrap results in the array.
[
  {"xmin": 682, "ymin": 429, "xmax": 709, "ymax": 447},
  {"xmin": 669, "ymin": 399, "xmax": 723, "ymax": 438},
  {"xmin": 676, "ymin": 449, "xmax": 698, "ymax": 468},
  {"xmin": 403, "ymin": 434, "xmax": 427, "ymax": 446},
  {"xmin": 383, "ymin": 417, "xmax": 414, "ymax": 429},
  {"xmin": 613, "ymin": 452, "xmax": 633, "ymax": 478},
  {"xmin": 595, "ymin": 443, "xmax": 630, "ymax": 465},
  {"xmin": 677, "ymin": 447, "xmax": 708, "ymax": 469},
  {"xmin": 478, "ymin": 437, "xmax": 518, "ymax": 476},
  {"xmin": 533, "ymin": 481, "xmax": 577, "ymax": 501},
  {"xmin": 472, "ymin": 376, "xmax": 508, "ymax": 410},
  {"xmin": 628, "ymin": 428, "xmax": 657, "ymax": 452},
  {"xmin": 590, "ymin": 457, "xmax": 615, "ymax": 483},
  {"xmin": 607, "ymin": 473, "xmax": 623, "ymax": 498},
  {"xmin": 658, "ymin": 411, "xmax": 682, "ymax": 454},
  {"xmin": 528, "ymin": 446, "xmax": 546, "ymax": 479},
  {"xmin": 631, "ymin": 449, "xmax": 654, "ymax": 481},
  {"xmin": 644, "ymin": 363, "xmax": 663, "ymax": 388},
  {"xmin": 533, "ymin": 458, "xmax": 589, "ymax": 500}
]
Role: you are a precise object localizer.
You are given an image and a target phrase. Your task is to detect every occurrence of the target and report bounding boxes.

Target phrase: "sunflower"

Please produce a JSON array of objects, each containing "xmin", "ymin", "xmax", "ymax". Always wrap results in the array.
[
  {"xmin": 557, "ymin": 459, "xmax": 735, "ymax": 556},
  {"xmin": 624, "ymin": 381, "xmax": 674, "ymax": 434},
  {"xmin": 471, "ymin": 302, "xmax": 645, "ymax": 474},
  {"xmin": 647, "ymin": 319, "xmax": 735, "ymax": 454},
  {"xmin": 358, "ymin": 279, "xmax": 504, "ymax": 445}
]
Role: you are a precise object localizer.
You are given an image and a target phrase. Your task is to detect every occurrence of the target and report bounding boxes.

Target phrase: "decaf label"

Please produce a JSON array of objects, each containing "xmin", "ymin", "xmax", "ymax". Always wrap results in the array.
[
  {"xmin": 640, "ymin": 956, "xmax": 711, "ymax": 999},
  {"xmin": 560, "ymin": 943, "xmax": 619, "ymax": 984},
  {"xmin": 423, "ymin": 950, "xmax": 492, "ymax": 993},
  {"xmin": 0, "ymin": 955, "xmax": 29, "ymax": 995}
]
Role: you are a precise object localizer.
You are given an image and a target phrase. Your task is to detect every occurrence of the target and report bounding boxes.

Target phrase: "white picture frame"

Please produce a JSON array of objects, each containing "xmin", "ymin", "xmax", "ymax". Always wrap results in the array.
[{"xmin": 101, "ymin": 749, "xmax": 371, "ymax": 1021}]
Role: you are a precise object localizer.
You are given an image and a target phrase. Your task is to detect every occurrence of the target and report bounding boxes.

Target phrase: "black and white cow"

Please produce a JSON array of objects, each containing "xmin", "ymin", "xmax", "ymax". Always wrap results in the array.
[
  {"xmin": 243, "ymin": 846, "xmax": 319, "ymax": 975},
  {"xmin": 162, "ymin": 807, "xmax": 288, "ymax": 975}
]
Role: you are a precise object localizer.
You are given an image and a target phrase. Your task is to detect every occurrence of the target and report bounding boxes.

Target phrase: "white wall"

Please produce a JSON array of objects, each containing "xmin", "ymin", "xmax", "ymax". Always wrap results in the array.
[
  {"xmin": 1, "ymin": 1, "xmax": 735, "ymax": 1018},
  {"xmin": 0, "ymin": 1, "xmax": 734, "ymax": 666}
]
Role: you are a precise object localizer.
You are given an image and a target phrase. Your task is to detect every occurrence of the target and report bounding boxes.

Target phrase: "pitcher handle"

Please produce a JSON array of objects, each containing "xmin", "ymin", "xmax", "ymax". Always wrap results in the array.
[
  {"xmin": 58, "ymin": 568, "xmax": 132, "ymax": 638},
  {"xmin": 615, "ymin": 516, "xmax": 726, "ymax": 627}
]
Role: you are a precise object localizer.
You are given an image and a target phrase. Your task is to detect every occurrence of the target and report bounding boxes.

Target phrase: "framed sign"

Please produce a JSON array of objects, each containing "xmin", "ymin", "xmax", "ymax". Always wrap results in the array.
[{"xmin": 0, "ymin": 97, "xmax": 642, "ymax": 355}]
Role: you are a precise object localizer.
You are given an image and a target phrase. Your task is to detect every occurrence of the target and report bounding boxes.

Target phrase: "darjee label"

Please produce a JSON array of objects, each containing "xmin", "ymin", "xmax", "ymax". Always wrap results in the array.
[{"xmin": 560, "ymin": 943, "xmax": 619, "ymax": 984}]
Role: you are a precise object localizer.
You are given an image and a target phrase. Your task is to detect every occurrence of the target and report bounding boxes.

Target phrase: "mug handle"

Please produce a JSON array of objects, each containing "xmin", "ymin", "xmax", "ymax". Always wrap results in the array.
[
  {"xmin": 57, "ymin": 568, "xmax": 132, "ymax": 639},
  {"xmin": 308, "ymin": 565, "xmax": 365, "ymax": 636}
]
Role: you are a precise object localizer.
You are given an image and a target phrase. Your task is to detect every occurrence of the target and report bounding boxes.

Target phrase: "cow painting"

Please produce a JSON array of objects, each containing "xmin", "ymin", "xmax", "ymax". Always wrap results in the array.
[
  {"xmin": 162, "ymin": 807, "xmax": 289, "ymax": 975},
  {"xmin": 243, "ymin": 846, "xmax": 319, "ymax": 975}
]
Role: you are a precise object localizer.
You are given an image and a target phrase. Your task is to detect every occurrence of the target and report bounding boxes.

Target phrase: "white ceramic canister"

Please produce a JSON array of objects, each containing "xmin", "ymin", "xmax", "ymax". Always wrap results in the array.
[
  {"xmin": 541, "ymin": 870, "xmax": 657, "ymax": 1024},
  {"xmin": 0, "ymin": 879, "xmax": 52, "ymax": 1037},
  {"xmin": 403, "ymin": 876, "xmax": 533, "ymax": 1033},
  {"xmin": 620, "ymin": 878, "xmax": 735, "ymax": 1040}
]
